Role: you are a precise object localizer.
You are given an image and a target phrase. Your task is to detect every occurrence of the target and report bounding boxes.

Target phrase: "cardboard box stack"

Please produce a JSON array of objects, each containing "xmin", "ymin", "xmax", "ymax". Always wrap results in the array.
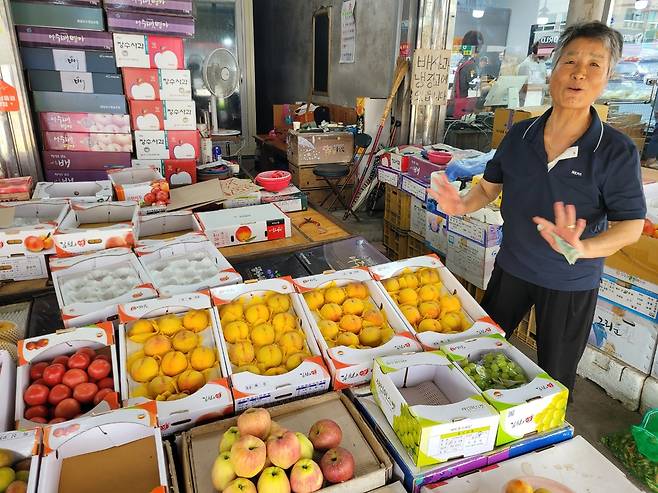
[
  {"xmin": 107, "ymin": 1, "xmax": 199, "ymax": 190},
  {"xmin": 12, "ymin": 1, "xmax": 134, "ymax": 182}
]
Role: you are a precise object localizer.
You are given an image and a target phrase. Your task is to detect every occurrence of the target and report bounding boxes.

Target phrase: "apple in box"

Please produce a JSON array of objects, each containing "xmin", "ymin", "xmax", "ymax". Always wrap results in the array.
[
  {"xmin": 113, "ymin": 33, "xmax": 184, "ymax": 69},
  {"xmin": 165, "ymin": 160, "xmax": 196, "ymax": 187},
  {"xmin": 135, "ymin": 130, "xmax": 200, "ymax": 160}
]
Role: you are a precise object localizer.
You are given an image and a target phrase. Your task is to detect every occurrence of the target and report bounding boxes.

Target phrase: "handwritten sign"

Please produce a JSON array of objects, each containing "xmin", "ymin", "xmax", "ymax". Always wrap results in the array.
[
  {"xmin": 411, "ymin": 48, "xmax": 451, "ymax": 106},
  {"xmin": 0, "ymin": 81, "xmax": 19, "ymax": 112},
  {"xmin": 340, "ymin": 0, "xmax": 356, "ymax": 64}
]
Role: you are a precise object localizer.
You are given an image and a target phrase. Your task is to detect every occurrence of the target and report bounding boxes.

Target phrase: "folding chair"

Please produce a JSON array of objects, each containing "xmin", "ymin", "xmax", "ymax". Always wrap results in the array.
[{"xmin": 313, "ymin": 133, "xmax": 372, "ymax": 220}]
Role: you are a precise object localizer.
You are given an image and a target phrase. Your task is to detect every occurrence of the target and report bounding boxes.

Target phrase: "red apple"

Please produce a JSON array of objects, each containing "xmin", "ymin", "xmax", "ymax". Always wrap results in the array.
[
  {"xmin": 51, "ymin": 355, "xmax": 69, "ymax": 366},
  {"xmin": 67, "ymin": 352, "xmax": 91, "ymax": 370},
  {"xmin": 42, "ymin": 363, "xmax": 67, "ymax": 387},
  {"xmin": 290, "ymin": 459, "xmax": 323, "ymax": 493},
  {"xmin": 143, "ymin": 192, "xmax": 156, "ymax": 205},
  {"xmin": 29, "ymin": 362, "xmax": 48, "ymax": 382},
  {"xmin": 75, "ymin": 347, "xmax": 96, "ymax": 359},
  {"xmin": 308, "ymin": 419, "xmax": 342, "ymax": 451},
  {"xmin": 155, "ymin": 190, "xmax": 169, "ymax": 203},
  {"xmin": 237, "ymin": 407, "xmax": 271, "ymax": 440},
  {"xmin": 319, "ymin": 447, "xmax": 354, "ymax": 484},
  {"xmin": 230, "ymin": 435, "xmax": 267, "ymax": 478},
  {"xmin": 267, "ymin": 431, "xmax": 301, "ymax": 469}
]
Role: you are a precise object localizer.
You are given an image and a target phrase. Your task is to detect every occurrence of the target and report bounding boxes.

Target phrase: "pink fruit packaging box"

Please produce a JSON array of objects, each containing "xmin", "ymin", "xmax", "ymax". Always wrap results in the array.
[
  {"xmin": 16, "ymin": 26, "xmax": 113, "ymax": 50},
  {"xmin": 42, "ymin": 151, "xmax": 132, "ymax": 171},
  {"xmin": 106, "ymin": 10, "xmax": 195, "ymax": 37},
  {"xmin": 40, "ymin": 113, "xmax": 130, "ymax": 134},
  {"xmin": 43, "ymin": 132, "xmax": 133, "ymax": 153}
]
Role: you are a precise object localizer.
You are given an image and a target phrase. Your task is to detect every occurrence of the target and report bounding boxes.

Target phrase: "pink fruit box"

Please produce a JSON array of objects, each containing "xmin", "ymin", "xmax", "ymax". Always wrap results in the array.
[
  {"xmin": 210, "ymin": 278, "xmax": 332, "ymax": 412},
  {"xmin": 50, "ymin": 248, "xmax": 157, "ymax": 328},
  {"xmin": 38, "ymin": 404, "xmax": 169, "ymax": 493},
  {"xmin": 0, "ymin": 200, "xmax": 69, "ymax": 257},
  {"xmin": 43, "ymin": 131, "xmax": 133, "ymax": 153},
  {"xmin": 135, "ymin": 229, "xmax": 242, "ymax": 297},
  {"xmin": 117, "ymin": 292, "xmax": 234, "ymax": 436},
  {"xmin": 39, "ymin": 113, "xmax": 130, "ymax": 134},
  {"xmin": 292, "ymin": 268, "xmax": 423, "ymax": 390},
  {"xmin": 368, "ymin": 254, "xmax": 504, "ymax": 350},
  {"xmin": 16, "ymin": 324, "xmax": 121, "ymax": 430},
  {"xmin": 52, "ymin": 200, "xmax": 139, "ymax": 257},
  {"xmin": 0, "ymin": 429, "xmax": 40, "ymax": 493}
]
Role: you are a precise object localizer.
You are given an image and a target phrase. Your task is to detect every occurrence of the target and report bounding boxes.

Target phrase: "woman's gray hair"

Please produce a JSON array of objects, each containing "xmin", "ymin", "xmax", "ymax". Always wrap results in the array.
[{"xmin": 552, "ymin": 21, "xmax": 623, "ymax": 77}]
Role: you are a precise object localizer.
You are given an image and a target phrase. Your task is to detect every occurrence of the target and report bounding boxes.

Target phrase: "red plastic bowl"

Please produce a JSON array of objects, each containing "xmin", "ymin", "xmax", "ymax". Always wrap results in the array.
[
  {"xmin": 255, "ymin": 170, "xmax": 292, "ymax": 192},
  {"xmin": 428, "ymin": 150, "xmax": 452, "ymax": 165}
]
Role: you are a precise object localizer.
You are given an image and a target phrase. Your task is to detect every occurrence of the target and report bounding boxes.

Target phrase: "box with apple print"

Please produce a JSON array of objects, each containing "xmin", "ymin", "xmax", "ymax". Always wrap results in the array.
[
  {"xmin": 0, "ymin": 200, "xmax": 69, "ymax": 257},
  {"xmin": 107, "ymin": 166, "xmax": 169, "ymax": 214},
  {"xmin": 122, "ymin": 68, "xmax": 191, "ymax": 101},
  {"xmin": 134, "ymin": 130, "xmax": 200, "ymax": 160},
  {"xmin": 130, "ymin": 100, "xmax": 196, "ymax": 131},
  {"xmin": 53, "ymin": 201, "xmax": 140, "ymax": 257},
  {"xmin": 113, "ymin": 33, "xmax": 185, "ymax": 69},
  {"xmin": 50, "ymin": 248, "xmax": 157, "ymax": 328}
]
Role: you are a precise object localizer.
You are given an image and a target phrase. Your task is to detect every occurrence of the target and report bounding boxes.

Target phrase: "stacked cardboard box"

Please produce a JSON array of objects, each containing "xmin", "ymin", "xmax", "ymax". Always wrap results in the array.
[{"xmin": 12, "ymin": 0, "xmax": 133, "ymax": 181}]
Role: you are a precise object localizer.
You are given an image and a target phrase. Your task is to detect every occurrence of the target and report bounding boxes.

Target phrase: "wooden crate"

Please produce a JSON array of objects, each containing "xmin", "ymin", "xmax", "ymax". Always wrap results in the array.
[
  {"xmin": 289, "ymin": 162, "xmax": 355, "ymax": 189},
  {"xmin": 383, "ymin": 220, "xmax": 409, "ymax": 261},
  {"xmin": 407, "ymin": 231, "xmax": 431, "ymax": 258},
  {"xmin": 384, "ymin": 184, "xmax": 411, "ymax": 230},
  {"xmin": 515, "ymin": 307, "xmax": 537, "ymax": 350},
  {"xmin": 180, "ymin": 392, "xmax": 393, "ymax": 493},
  {"xmin": 304, "ymin": 186, "xmax": 354, "ymax": 206}
]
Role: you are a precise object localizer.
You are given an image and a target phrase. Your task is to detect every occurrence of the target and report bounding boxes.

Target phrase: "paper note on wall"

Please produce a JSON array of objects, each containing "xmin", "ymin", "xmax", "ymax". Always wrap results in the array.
[
  {"xmin": 411, "ymin": 48, "xmax": 451, "ymax": 106},
  {"xmin": 340, "ymin": 0, "xmax": 356, "ymax": 64}
]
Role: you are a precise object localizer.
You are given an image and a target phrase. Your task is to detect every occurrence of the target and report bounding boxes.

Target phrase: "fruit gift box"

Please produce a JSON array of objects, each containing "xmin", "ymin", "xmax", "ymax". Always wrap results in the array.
[
  {"xmin": 370, "ymin": 351, "xmax": 499, "ymax": 467},
  {"xmin": 210, "ymin": 278, "xmax": 331, "ymax": 411},
  {"xmin": 32, "ymin": 181, "xmax": 113, "ymax": 203},
  {"xmin": 369, "ymin": 255, "xmax": 504, "ymax": 349},
  {"xmin": 0, "ymin": 429, "xmax": 40, "ymax": 493},
  {"xmin": 107, "ymin": 167, "xmax": 170, "ymax": 214},
  {"xmin": 135, "ymin": 233, "xmax": 242, "ymax": 296},
  {"xmin": 293, "ymin": 268, "xmax": 423, "ymax": 389},
  {"xmin": 0, "ymin": 350, "xmax": 17, "ymax": 433},
  {"xmin": 0, "ymin": 201, "xmax": 69, "ymax": 257},
  {"xmin": 53, "ymin": 200, "xmax": 139, "ymax": 257},
  {"xmin": 38, "ymin": 405, "xmax": 169, "ymax": 493},
  {"xmin": 117, "ymin": 292, "xmax": 233, "ymax": 436},
  {"xmin": 441, "ymin": 335, "xmax": 568, "ymax": 446},
  {"xmin": 50, "ymin": 248, "xmax": 158, "ymax": 328},
  {"xmin": 15, "ymin": 323, "xmax": 121, "ymax": 430}
]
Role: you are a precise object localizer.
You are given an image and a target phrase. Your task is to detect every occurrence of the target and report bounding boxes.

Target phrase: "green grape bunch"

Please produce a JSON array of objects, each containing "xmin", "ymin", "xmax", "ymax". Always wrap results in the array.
[{"xmin": 461, "ymin": 352, "xmax": 528, "ymax": 391}]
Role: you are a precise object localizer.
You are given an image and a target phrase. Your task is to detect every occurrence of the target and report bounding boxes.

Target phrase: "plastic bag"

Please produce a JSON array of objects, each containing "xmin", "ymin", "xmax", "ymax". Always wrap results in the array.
[
  {"xmin": 633, "ymin": 409, "xmax": 658, "ymax": 462},
  {"xmin": 603, "ymin": 430, "xmax": 658, "ymax": 492},
  {"xmin": 444, "ymin": 149, "xmax": 496, "ymax": 181},
  {"xmin": 461, "ymin": 351, "xmax": 528, "ymax": 391}
]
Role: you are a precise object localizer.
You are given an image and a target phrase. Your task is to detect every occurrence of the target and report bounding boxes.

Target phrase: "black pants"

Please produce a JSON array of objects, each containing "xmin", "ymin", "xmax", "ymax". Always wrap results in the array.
[{"xmin": 480, "ymin": 264, "xmax": 598, "ymax": 394}]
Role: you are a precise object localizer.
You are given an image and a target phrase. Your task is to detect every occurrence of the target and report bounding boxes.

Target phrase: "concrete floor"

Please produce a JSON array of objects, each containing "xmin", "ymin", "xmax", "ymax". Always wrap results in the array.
[{"xmin": 321, "ymin": 200, "xmax": 650, "ymax": 492}]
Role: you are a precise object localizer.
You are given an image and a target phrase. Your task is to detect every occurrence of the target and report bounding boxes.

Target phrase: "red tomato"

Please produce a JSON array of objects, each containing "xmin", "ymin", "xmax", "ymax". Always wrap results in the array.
[
  {"xmin": 42, "ymin": 363, "xmax": 66, "ymax": 387},
  {"xmin": 49, "ymin": 417, "xmax": 67, "ymax": 424},
  {"xmin": 75, "ymin": 347, "xmax": 96, "ymax": 359},
  {"xmin": 87, "ymin": 359, "xmax": 111, "ymax": 381},
  {"xmin": 48, "ymin": 384, "xmax": 72, "ymax": 406},
  {"xmin": 31, "ymin": 417, "xmax": 47, "ymax": 424},
  {"xmin": 24, "ymin": 405, "xmax": 49, "ymax": 420},
  {"xmin": 73, "ymin": 382, "xmax": 98, "ymax": 404},
  {"xmin": 29, "ymin": 362, "xmax": 49, "ymax": 382},
  {"xmin": 155, "ymin": 190, "xmax": 169, "ymax": 202},
  {"xmin": 96, "ymin": 377, "xmax": 114, "ymax": 390},
  {"xmin": 52, "ymin": 355, "xmax": 69, "ymax": 366},
  {"xmin": 67, "ymin": 352, "xmax": 91, "ymax": 370},
  {"xmin": 62, "ymin": 369, "xmax": 88, "ymax": 388},
  {"xmin": 54, "ymin": 398, "xmax": 81, "ymax": 419},
  {"xmin": 93, "ymin": 354, "xmax": 110, "ymax": 363},
  {"xmin": 93, "ymin": 388, "xmax": 113, "ymax": 406},
  {"xmin": 23, "ymin": 383, "xmax": 49, "ymax": 406}
]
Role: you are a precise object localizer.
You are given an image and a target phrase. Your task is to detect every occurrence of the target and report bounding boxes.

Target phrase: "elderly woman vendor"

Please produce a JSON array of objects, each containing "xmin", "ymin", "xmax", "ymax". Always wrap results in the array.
[{"xmin": 430, "ymin": 22, "xmax": 646, "ymax": 395}]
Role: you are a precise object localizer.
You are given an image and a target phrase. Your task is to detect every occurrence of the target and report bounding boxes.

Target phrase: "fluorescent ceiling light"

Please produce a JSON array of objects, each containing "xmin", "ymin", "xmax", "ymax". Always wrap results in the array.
[
  {"xmin": 472, "ymin": 9, "xmax": 484, "ymax": 18},
  {"xmin": 635, "ymin": 0, "xmax": 648, "ymax": 9},
  {"xmin": 537, "ymin": 16, "xmax": 549, "ymax": 25}
]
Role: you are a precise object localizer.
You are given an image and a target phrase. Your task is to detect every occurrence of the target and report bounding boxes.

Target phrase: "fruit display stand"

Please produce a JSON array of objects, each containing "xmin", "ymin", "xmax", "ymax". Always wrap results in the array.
[
  {"xmin": 15, "ymin": 323, "xmax": 120, "ymax": 430},
  {"xmin": 441, "ymin": 335, "xmax": 568, "ymax": 446},
  {"xmin": 421, "ymin": 436, "xmax": 643, "ymax": 492},
  {"xmin": 117, "ymin": 292, "xmax": 233, "ymax": 436},
  {"xmin": 180, "ymin": 392, "xmax": 393, "ymax": 493},
  {"xmin": 38, "ymin": 405, "xmax": 169, "ymax": 493},
  {"xmin": 52, "ymin": 201, "xmax": 139, "ymax": 257},
  {"xmin": 0, "ymin": 200, "xmax": 69, "ymax": 256},
  {"xmin": 0, "ymin": 350, "xmax": 16, "ymax": 432},
  {"xmin": 210, "ymin": 278, "xmax": 331, "ymax": 411},
  {"xmin": 368, "ymin": 254, "xmax": 503, "ymax": 349},
  {"xmin": 350, "ymin": 387, "xmax": 574, "ymax": 493},
  {"xmin": 293, "ymin": 268, "xmax": 423, "ymax": 389},
  {"xmin": 135, "ymin": 233, "xmax": 242, "ymax": 296},
  {"xmin": 0, "ymin": 429, "xmax": 40, "ymax": 493},
  {"xmin": 50, "ymin": 248, "xmax": 158, "ymax": 328},
  {"xmin": 31, "ymin": 181, "xmax": 114, "ymax": 203},
  {"xmin": 371, "ymin": 351, "xmax": 499, "ymax": 467}
]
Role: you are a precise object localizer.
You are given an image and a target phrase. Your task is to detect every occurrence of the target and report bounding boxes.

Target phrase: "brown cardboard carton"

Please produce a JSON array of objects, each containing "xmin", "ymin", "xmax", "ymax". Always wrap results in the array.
[{"xmin": 287, "ymin": 130, "xmax": 354, "ymax": 165}]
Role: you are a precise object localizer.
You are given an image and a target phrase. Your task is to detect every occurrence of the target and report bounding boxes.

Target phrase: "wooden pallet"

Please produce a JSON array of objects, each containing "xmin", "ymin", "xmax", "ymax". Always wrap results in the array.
[
  {"xmin": 515, "ymin": 307, "xmax": 537, "ymax": 350},
  {"xmin": 383, "ymin": 221, "xmax": 409, "ymax": 261}
]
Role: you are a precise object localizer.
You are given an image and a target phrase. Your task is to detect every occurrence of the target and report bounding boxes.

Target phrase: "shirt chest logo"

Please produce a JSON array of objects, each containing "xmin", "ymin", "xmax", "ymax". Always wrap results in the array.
[{"xmin": 571, "ymin": 170, "xmax": 583, "ymax": 176}]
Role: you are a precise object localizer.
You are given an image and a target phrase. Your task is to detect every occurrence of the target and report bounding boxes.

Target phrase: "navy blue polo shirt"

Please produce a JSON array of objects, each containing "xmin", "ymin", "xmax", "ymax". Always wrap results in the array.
[{"xmin": 483, "ymin": 106, "xmax": 646, "ymax": 291}]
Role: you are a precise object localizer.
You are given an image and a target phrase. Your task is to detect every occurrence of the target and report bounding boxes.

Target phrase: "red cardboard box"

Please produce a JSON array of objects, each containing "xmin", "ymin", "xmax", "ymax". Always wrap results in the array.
[
  {"xmin": 164, "ymin": 159, "xmax": 196, "ymax": 186},
  {"xmin": 113, "ymin": 33, "xmax": 184, "ymax": 69},
  {"xmin": 134, "ymin": 130, "xmax": 199, "ymax": 160},
  {"xmin": 122, "ymin": 67, "xmax": 191, "ymax": 101},
  {"xmin": 129, "ymin": 99, "xmax": 196, "ymax": 131}
]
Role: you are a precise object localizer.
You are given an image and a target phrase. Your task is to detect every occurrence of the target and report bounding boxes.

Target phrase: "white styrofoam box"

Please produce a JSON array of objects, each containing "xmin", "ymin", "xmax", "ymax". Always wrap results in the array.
[
  {"xmin": 0, "ymin": 350, "xmax": 16, "ymax": 432},
  {"xmin": 421, "ymin": 436, "xmax": 643, "ymax": 493},
  {"xmin": 640, "ymin": 376, "xmax": 658, "ymax": 415},
  {"xmin": 409, "ymin": 197, "xmax": 426, "ymax": 237},
  {"xmin": 599, "ymin": 266, "xmax": 658, "ymax": 325},
  {"xmin": 0, "ymin": 429, "xmax": 40, "ymax": 493},
  {"xmin": 377, "ymin": 166, "xmax": 401, "ymax": 187},
  {"xmin": 588, "ymin": 298, "xmax": 657, "ymax": 374},
  {"xmin": 50, "ymin": 247, "xmax": 158, "ymax": 328},
  {"xmin": 32, "ymin": 181, "xmax": 113, "ymax": 203},
  {"xmin": 446, "ymin": 232, "xmax": 500, "ymax": 290},
  {"xmin": 401, "ymin": 174, "xmax": 427, "ymax": 202},
  {"xmin": 577, "ymin": 345, "xmax": 647, "ymax": 411},
  {"xmin": 425, "ymin": 210, "xmax": 448, "ymax": 256},
  {"xmin": 446, "ymin": 214, "xmax": 503, "ymax": 248},
  {"xmin": 0, "ymin": 255, "xmax": 48, "ymax": 281}
]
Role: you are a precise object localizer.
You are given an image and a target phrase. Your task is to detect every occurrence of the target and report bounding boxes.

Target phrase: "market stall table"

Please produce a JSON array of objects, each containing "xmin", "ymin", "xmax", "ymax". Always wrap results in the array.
[{"xmin": 254, "ymin": 133, "xmax": 288, "ymax": 171}]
